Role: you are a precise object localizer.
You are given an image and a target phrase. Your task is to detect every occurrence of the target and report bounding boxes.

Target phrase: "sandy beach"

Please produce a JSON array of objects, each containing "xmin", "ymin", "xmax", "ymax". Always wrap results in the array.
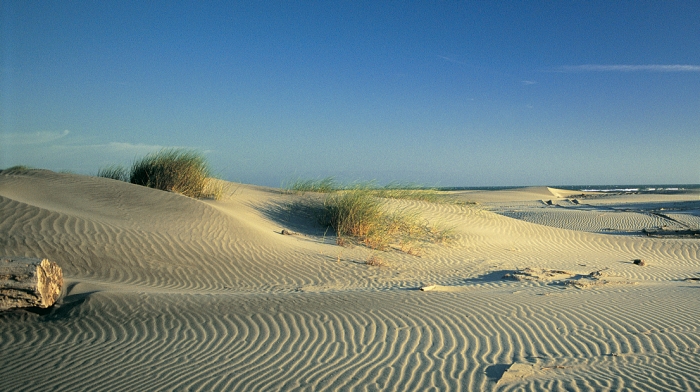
[{"xmin": 1, "ymin": 169, "xmax": 699, "ymax": 391}]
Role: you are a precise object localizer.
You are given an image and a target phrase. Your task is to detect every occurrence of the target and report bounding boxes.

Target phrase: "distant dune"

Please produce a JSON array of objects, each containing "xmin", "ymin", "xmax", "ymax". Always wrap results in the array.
[{"xmin": 1, "ymin": 169, "xmax": 699, "ymax": 391}]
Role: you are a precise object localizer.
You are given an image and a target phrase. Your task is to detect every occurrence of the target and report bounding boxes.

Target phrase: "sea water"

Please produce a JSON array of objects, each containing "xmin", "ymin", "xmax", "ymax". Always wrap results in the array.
[
  {"xmin": 556, "ymin": 184, "xmax": 700, "ymax": 194},
  {"xmin": 441, "ymin": 184, "xmax": 700, "ymax": 194}
]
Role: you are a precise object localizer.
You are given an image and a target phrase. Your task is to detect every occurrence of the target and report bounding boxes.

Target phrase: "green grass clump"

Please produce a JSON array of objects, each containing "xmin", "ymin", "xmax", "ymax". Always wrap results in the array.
[
  {"xmin": 129, "ymin": 149, "xmax": 213, "ymax": 199},
  {"xmin": 286, "ymin": 178, "xmax": 442, "ymax": 202},
  {"xmin": 97, "ymin": 165, "xmax": 129, "ymax": 181},
  {"xmin": 285, "ymin": 177, "xmax": 337, "ymax": 193},
  {"xmin": 282, "ymin": 178, "xmax": 456, "ymax": 252},
  {"xmin": 322, "ymin": 188, "xmax": 384, "ymax": 246},
  {"xmin": 321, "ymin": 186, "xmax": 453, "ymax": 252},
  {"xmin": 1, "ymin": 165, "xmax": 34, "ymax": 174},
  {"xmin": 96, "ymin": 149, "xmax": 225, "ymax": 200}
]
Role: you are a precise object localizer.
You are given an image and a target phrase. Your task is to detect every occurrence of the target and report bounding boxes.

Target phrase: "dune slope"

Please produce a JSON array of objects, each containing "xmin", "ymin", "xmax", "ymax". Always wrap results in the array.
[{"xmin": 1, "ymin": 170, "xmax": 699, "ymax": 391}]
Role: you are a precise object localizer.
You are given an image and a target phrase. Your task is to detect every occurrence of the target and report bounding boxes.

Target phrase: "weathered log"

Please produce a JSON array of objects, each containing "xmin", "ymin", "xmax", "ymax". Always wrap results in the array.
[{"xmin": 0, "ymin": 256, "xmax": 63, "ymax": 311}]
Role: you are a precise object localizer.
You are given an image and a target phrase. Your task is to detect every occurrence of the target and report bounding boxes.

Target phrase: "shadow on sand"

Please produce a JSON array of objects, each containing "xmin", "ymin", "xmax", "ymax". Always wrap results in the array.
[
  {"xmin": 253, "ymin": 197, "xmax": 330, "ymax": 237},
  {"xmin": 485, "ymin": 363, "xmax": 511, "ymax": 381},
  {"xmin": 462, "ymin": 270, "xmax": 515, "ymax": 284},
  {"xmin": 0, "ymin": 282, "xmax": 98, "ymax": 320}
]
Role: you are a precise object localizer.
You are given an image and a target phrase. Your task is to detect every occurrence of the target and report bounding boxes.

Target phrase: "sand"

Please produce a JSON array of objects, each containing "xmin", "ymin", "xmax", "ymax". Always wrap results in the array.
[{"xmin": 1, "ymin": 170, "xmax": 699, "ymax": 391}]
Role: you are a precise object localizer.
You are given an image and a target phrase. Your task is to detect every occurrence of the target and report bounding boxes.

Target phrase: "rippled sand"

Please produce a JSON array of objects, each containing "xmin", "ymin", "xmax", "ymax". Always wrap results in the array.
[{"xmin": 1, "ymin": 170, "xmax": 699, "ymax": 391}]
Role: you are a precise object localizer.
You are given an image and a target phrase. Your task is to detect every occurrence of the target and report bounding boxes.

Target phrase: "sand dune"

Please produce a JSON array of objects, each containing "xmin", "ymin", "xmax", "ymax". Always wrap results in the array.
[{"xmin": 1, "ymin": 170, "xmax": 699, "ymax": 391}]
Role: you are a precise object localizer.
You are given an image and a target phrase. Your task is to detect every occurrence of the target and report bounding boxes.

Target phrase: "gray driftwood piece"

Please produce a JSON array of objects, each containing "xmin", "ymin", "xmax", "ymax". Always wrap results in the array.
[{"xmin": 0, "ymin": 256, "xmax": 63, "ymax": 310}]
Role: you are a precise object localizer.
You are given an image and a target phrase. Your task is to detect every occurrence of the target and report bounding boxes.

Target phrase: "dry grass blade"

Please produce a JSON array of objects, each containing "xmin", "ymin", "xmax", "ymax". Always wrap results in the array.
[{"xmin": 201, "ymin": 178, "xmax": 232, "ymax": 200}]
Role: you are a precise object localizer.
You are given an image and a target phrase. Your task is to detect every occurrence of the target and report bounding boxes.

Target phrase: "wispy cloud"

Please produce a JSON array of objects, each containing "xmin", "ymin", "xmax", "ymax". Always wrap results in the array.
[
  {"xmin": 2, "ymin": 131, "xmax": 168, "ymax": 155},
  {"xmin": 521, "ymin": 80, "xmax": 537, "ymax": 85},
  {"xmin": 0, "ymin": 130, "xmax": 190, "ymax": 173},
  {"xmin": 557, "ymin": 64, "xmax": 700, "ymax": 72},
  {"xmin": 59, "ymin": 141, "xmax": 207, "ymax": 164},
  {"xmin": 95, "ymin": 142, "xmax": 167, "ymax": 154},
  {"xmin": 51, "ymin": 141, "xmax": 178, "ymax": 160},
  {"xmin": 437, "ymin": 55, "xmax": 467, "ymax": 65},
  {"xmin": 2, "ymin": 130, "xmax": 70, "ymax": 145}
]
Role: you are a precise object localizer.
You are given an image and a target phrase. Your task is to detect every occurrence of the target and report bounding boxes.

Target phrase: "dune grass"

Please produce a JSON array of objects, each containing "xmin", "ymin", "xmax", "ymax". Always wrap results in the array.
[
  {"xmin": 97, "ymin": 149, "xmax": 225, "ymax": 200},
  {"xmin": 282, "ymin": 178, "xmax": 455, "ymax": 253},
  {"xmin": 285, "ymin": 178, "xmax": 442, "ymax": 201},
  {"xmin": 97, "ymin": 165, "xmax": 129, "ymax": 182},
  {"xmin": 284, "ymin": 177, "xmax": 338, "ymax": 194},
  {"xmin": 370, "ymin": 182, "xmax": 441, "ymax": 202},
  {"xmin": 1, "ymin": 165, "xmax": 34, "ymax": 174},
  {"xmin": 320, "ymin": 185, "xmax": 453, "ymax": 252},
  {"xmin": 200, "ymin": 177, "xmax": 230, "ymax": 200},
  {"xmin": 129, "ymin": 149, "xmax": 211, "ymax": 198},
  {"xmin": 321, "ymin": 188, "xmax": 383, "ymax": 246}
]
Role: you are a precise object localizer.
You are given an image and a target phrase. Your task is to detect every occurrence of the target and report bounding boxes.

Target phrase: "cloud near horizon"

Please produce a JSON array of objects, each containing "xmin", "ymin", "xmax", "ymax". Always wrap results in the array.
[
  {"xmin": 558, "ymin": 64, "xmax": 700, "ymax": 72},
  {"xmin": 2, "ymin": 130, "xmax": 71, "ymax": 145},
  {"xmin": 0, "ymin": 130, "xmax": 193, "ymax": 173},
  {"xmin": 49, "ymin": 141, "xmax": 188, "ymax": 160},
  {"xmin": 3, "ymin": 129, "xmax": 182, "ymax": 156}
]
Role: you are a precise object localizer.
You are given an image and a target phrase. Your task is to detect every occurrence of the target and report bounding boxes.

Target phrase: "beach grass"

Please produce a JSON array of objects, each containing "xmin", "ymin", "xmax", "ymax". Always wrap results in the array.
[
  {"xmin": 371, "ymin": 182, "xmax": 441, "ymax": 202},
  {"xmin": 1, "ymin": 165, "xmax": 34, "ymax": 174},
  {"xmin": 97, "ymin": 149, "xmax": 224, "ymax": 200},
  {"xmin": 320, "ymin": 185, "xmax": 453, "ymax": 252},
  {"xmin": 129, "ymin": 149, "xmax": 213, "ymax": 199},
  {"xmin": 321, "ymin": 187, "xmax": 383, "ymax": 246},
  {"xmin": 285, "ymin": 177, "xmax": 338, "ymax": 194},
  {"xmin": 200, "ymin": 177, "xmax": 231, "ymax": 200},
  {"xmin": 285, "ymin": 178, "xmax": 442, "ymax": 201},
  {"xmin": 281, "ymin": 178, "xmax": 455, "ymax": 253},
  {"xmin": 97, "ymin": 165, "xmax": 129, "ymax": 182}
]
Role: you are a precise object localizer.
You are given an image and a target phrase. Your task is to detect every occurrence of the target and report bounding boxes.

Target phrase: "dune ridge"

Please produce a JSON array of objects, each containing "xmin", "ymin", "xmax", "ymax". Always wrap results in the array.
[{"xmin": 1, "ymin": 170, "xmax": 699, "ymax": 391}]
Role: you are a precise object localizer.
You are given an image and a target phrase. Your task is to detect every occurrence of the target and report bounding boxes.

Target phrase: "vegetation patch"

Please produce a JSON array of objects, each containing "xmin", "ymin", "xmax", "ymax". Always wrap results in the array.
[
  {"xmin": 319, "ymin": 185, "xmax": 453, "ymax": 253},
  {"xmin": 285, "ymin": 178, "xmax": 445, "ymax": 202},
  {"xmin": 97, "ymin": 165, "xmax": 129, "ymax": 182},
  {"xmin": 98, "ymin": 148, "xmax": 225, "ymax": 200},
  {"xmin": 1, "ymin": 165, "xmax": 35, "ymax": 174},
  {"xmin": 284, "ymin": 177, "xmax": 338, "ymax": 194},
  {"xmin": 370, "ymin": 182, "xmax": 441, "ymax": 202}
]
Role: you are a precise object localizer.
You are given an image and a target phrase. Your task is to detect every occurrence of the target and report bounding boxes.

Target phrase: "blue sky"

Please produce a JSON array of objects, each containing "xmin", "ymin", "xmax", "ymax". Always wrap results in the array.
[{"xmin": 2, "ymin": 1, "xmax": 699, "ymax": 187}]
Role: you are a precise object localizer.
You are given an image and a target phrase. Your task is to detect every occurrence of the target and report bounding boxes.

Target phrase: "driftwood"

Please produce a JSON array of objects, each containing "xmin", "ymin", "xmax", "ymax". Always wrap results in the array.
[{"xmin": 0, "ymin": 256, "xmax": 63, "ymax": 311}]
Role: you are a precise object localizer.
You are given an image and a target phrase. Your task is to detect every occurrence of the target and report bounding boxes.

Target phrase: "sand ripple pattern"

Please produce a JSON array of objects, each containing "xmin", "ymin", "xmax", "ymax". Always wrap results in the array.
[
  {"xmin": 1, "ymin": 287, "xmax": 699, "ymax": 392},
  {"xmin": 498, "ymin": 208, "xmax": 688, "ymax": 234},
  {"xmin": 2, "ymin": 173, "xmax": 700, "ymax": 391},
  {"xmin": 382, "ymin": 199, "xmax": 700, "ymax": 284},
  {"xmin": 0, "ymin": 172, "xmax": 403, "ymax": 291}
]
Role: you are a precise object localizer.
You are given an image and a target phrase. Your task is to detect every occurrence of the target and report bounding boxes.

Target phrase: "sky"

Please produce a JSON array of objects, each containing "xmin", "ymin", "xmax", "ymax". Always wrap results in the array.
[{"xmin": 1, "ymin": 1, "xmax": 699, "ymax": 187}]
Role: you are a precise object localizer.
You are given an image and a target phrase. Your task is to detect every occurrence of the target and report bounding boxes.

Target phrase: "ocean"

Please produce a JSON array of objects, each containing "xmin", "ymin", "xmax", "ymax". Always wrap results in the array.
[{"xmin": 441, "ymin": 184, "xmax": 700, "ymax": 194}]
